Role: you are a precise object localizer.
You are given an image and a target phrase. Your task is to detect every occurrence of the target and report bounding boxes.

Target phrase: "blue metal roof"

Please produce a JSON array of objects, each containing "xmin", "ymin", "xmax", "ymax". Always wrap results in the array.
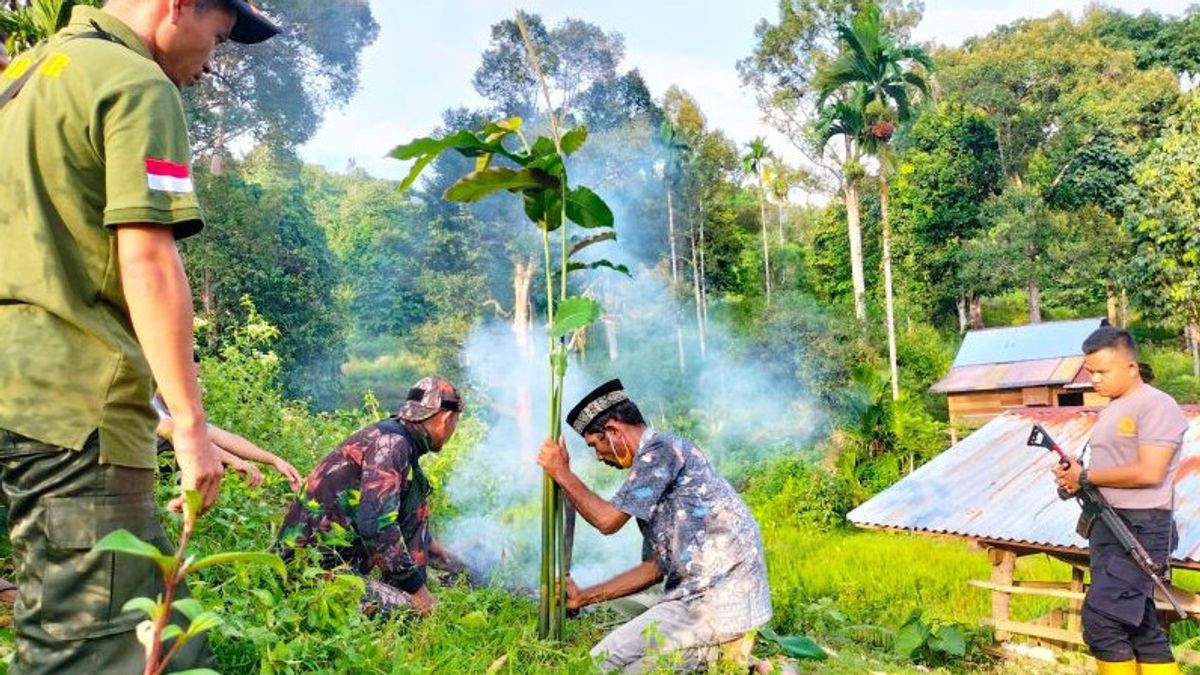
[
  {"xmin": 951, "ymin": 318, "xmax": 1105, "ymax": 367},
  {"xmin": 847, "ymin": 407, "xmax": 1200, "ymax": 566}
]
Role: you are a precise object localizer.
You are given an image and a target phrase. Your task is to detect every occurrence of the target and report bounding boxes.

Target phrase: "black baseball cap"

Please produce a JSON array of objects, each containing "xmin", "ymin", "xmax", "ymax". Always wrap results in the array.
[{"xmin": 227, "ymin": 0, "xmax": 280, "ymax": 45}]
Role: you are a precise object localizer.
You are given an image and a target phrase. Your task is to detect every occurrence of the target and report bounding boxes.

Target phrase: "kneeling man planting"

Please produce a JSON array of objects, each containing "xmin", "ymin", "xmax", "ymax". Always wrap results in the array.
[{"xmin": 538, "ymin": 379, "xmax": 772, "ymax": 673}]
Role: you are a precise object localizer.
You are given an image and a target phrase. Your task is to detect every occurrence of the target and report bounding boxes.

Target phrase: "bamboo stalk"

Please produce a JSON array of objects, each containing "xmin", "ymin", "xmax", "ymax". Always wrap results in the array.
[
  {"xmin": 555, "ymin": 482, "xmax": 566, "ymax": 633},
  {"xmin": 518, "ymin": 9, "xmax": 576, "ymax": 641},
  {"xmin": 539, "ymin": 472, "xmax": 551, "ymax": 635}
]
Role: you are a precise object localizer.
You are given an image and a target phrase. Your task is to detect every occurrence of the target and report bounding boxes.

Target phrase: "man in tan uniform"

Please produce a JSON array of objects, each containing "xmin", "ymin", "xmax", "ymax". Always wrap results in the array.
[
  {"xmin": 1055, "ymin": 327, "xmax": 1189, "ymax": 675},
  {"xmin": 0, "ymin": 1, "xmax": 276, "ymax": 672}
]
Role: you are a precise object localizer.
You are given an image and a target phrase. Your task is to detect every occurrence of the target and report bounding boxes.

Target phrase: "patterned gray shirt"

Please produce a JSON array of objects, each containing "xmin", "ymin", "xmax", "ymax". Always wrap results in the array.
[{"xmin": 611, "ymin": 429, "xmax": 772, "ymax": 634}]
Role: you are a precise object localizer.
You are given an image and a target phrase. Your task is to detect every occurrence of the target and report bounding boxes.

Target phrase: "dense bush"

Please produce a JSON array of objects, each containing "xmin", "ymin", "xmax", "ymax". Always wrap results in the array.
[
  {"xmin": 742, "ymin": 455, "xmax": 853, "ymax": 532},
  {"xmin": 1143, "ymin": 345, "xmax": 1200, "ymax": 405}
]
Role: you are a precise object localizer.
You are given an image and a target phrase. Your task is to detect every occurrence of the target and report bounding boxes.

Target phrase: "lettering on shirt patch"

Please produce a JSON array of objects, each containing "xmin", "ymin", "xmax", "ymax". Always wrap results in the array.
[
  {"xmin": 145, "ymin": 157, "xmax": 193, "ymax": 193},
  {"xmin": 37, "ymin": 53, "xmax": 70, "ymax": 79},
  {"xmin": 1118, "ymin": 416, "xmax": 1137, "ymax": 437},
  {"xmin": 3, "ymin": 56, "xmax": 32, "ymax": 80}
]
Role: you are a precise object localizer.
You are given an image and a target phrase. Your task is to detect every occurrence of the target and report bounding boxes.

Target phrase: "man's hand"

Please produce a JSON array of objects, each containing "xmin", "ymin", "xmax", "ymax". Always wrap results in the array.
[
  {"xmin": 408, "ymin": 585, "xmax": 435, "ymax": 616},
  {"xmin": 564, "ymin": 576, "xmax": 584, "ymax": 611},
  {"xmin": 428, "ymin": 538, "xmax": 469, "ymax": 578},
  {"xmin": 225, "ymin": 455, "xmax": 264, "ymax": 488},
  {"xmin": 169, "ymin": 423, "xmax": 223, "ymax": 514},
  {"xmin": 273, "ymin": 457, "xmax": 304, "ymax": 492},
  {"xmin": 537, "ymin": 436, "xmax": 570, "ymax": 480},
  {"xmin": 1052, "ymin": 458, "xmax": 1083, "ymax": 495}
]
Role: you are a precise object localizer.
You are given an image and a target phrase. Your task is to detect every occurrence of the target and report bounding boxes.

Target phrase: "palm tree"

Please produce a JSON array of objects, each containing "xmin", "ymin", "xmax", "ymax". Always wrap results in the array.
[
  {"xmin": 816, "ymin": 86, "xmax": 869, "ymax": 323},
  {"xmin": 766, "ymin": 160, "xmax": 794, "ymax": 245},
  {"xmin": 742, "ymin": 137, "xmax": 773, "ymax": 305},
  {"xmin": 815, "ymin": 3, "xmax": 933, "ymax": 401}
]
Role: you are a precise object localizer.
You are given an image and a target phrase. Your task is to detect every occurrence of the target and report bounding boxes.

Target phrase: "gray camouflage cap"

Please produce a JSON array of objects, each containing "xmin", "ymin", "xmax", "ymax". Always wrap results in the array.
[{"xmin": 396, "ymin": 376, "xmax": 463, "ymax": 422}]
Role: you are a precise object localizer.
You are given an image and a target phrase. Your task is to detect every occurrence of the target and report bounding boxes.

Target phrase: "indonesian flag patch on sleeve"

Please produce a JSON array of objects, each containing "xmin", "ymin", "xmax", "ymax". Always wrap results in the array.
[{"xmin": 144, "ymin": 157, "xmax": 194, "ymax": 193}]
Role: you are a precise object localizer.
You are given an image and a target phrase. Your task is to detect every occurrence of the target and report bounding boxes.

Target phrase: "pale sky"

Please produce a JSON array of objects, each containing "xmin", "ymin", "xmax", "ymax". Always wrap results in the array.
[{"xmin": 299, "ymin": 0, "xmax": 1195, "ymax": 179}]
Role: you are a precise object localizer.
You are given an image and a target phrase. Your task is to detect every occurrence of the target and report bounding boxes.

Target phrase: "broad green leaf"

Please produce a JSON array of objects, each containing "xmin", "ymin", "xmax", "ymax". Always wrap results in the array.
[
  {"xmin": 523, "ymin": 188, "xmax": 563, "ymax": 231},
  {"xmin": 928, "ymin": 626, "xmax": 966, "ymax": 657},
  {"xmin": 183, "ymin": 489, "xmax": 202, "ymax": 521},
  {"xmin": 530, "ymin": 137, "xmax": 556, "ymax": 159},
  {"xmin": 185, "ymin": 611, "xmax": 223, "ymax": 636},
  {"xmin": 561, "ymin": 126, "xmax": 588, "ymax": 155},
  {"xmin": 187, "ymin": 551, "xmax": 286, "ymax": 581},
  {"xmin": 171, "ymin": 598, "xmax": 205, "ymax": 620},
  {"xmin": 565, "ymin": 186, "xmax": 614, "ymax": 228},
  {"xmin": 332, "ymin": 574, "xmax": 366, "ymax": 594},
  {"xmin": 474, "ymin": 153, "xmax": 493, "ymax": 172},
  {"xmin": 445, "ymin": 168, "xmax": 557, "ymax": 203},
  {"xmin": 95, "ymin": 530, "xmax": 175, "ymax": 575},
  {"xmin": 171, "ymin": 670, "xmax": 221, "ymax": 675},
  {"xmin": 496, "ymin": 117, "xmax": 523, "ymax": 131},
  {"xmin": 527, "ymin": 152, "xmax": 565, "ymax": 179},
  {"xmin": 160, "ymin": 624, "xmax": 185, "ymax": 643},
  {"xmin": 95, "ymin": 529, "xmax": 162, "ymax": 558},
  {"xmin": 550, "ymin": 297, "xmax": 602, "ymax": 337},
  {"xmin": 388, "ymin": 135, "xmax": 444, "ymax": 160},
  {"xmin": 893, "ymin": 618, "xmax": 930, "ymax": 658},
  {"xmin": 569, "ymin": 231, "xmax": 617, "ymax": 257},
  {"xmin": 388, "ymin": 130, "xmax": 480, "ymax": 160},
  {"xmin": 564, "ymin": 260, "xmax": 631, "ymax": 277},
  {"xmin": 396, "ymin": 153, "xmax": 435, "ymax": 193},
  {"xmin": 775, "ymin": 635, "xmax": 827, "ymax": 661},
  {"xmin": 483, "ymin": 116, "xmax": 523, "ymax": 143},
  {"xmin": 122, "ymin": 596, "xmax": 160, "ymax": 618}
]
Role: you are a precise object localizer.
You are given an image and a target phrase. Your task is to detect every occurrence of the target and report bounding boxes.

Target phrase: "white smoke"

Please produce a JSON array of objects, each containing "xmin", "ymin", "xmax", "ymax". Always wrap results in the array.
[{"xmin": 439, "ymin": 127, "xmax": 825, "ymax": 587}]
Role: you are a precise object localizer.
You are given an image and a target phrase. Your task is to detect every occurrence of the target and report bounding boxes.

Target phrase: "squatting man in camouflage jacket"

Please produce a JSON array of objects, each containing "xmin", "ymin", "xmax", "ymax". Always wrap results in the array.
[
  {"xmin": 538, "ymin": 379, "xmax": 773, "ymax": 673},
  {"xmin": 278, "ymin": 376, "xmax": 469, "ymax": 616}
]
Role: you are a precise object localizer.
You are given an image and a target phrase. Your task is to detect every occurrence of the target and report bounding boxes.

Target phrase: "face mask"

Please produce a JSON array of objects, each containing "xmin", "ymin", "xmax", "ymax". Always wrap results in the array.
[{"xmin": 604, "ymin": 429, "xmax": 633, "ymax": 469}]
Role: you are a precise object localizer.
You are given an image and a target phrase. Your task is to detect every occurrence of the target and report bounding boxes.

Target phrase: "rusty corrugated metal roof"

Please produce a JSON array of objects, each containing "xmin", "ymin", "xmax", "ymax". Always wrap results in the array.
[
  {"xmin": 930, "ymin": 356, "xmax": 1087, "ymax": 394},
  {"xmin": 847, "ymin": 407, "xmax": 1200, "ymax": 564}
]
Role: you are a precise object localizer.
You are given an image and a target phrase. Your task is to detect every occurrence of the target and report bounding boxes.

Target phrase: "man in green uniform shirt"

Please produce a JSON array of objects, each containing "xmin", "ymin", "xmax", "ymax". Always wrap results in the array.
[{"xmin": 0, "ymin": 1, "xmax": 277, "ymax": 672}]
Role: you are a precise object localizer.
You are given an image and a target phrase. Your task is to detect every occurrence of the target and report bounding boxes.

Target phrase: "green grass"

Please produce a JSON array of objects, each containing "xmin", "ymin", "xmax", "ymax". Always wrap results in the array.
[
  {"xmin": 763, "ymin": 526, "xmax": 1073, "ymax": 632},
  {"xmin": 4, "ymin": 323, "xmax": 1195, "ymax": 673}
]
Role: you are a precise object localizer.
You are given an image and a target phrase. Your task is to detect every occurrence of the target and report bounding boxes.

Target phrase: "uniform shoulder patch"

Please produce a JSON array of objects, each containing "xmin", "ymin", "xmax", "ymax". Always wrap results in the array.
[{"xmin": 1118, "ymin": 416, "xmax": 1137, "ymax": 437}]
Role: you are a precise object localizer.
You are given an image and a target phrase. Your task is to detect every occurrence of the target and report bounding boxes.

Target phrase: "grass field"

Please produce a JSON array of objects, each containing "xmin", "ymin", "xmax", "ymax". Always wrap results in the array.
[{"xmin": 4, "ymin": 496, "xmax": 1200, "ymax": 673}]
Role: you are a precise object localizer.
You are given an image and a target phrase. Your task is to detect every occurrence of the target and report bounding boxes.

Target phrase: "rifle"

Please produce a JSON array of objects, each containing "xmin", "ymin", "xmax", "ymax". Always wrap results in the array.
[{"xmin": 1028, "ymin": 424, "xmax": 1187, "ymax": 618}]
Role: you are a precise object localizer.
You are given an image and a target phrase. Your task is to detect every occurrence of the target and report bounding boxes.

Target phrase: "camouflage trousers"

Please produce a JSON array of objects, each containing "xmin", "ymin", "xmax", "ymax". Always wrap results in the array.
[{"xmin": 0, "ymin": 428, "xmax": 212, "ymax": 674}]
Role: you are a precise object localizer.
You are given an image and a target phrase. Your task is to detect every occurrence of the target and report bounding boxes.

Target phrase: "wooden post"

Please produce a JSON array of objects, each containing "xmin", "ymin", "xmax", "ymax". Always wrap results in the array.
[
  {"xmin": 989, "ymin": 547, "xmax": 1017, "ymax": 640},
  {"xmin": 1068, "ymin": 565, "xmax": 1085, "ymax": 633}
]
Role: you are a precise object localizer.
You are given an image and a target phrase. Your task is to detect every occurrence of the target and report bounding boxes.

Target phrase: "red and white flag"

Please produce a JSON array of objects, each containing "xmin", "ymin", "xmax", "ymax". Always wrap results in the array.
[{"xmin": 144, "ymin": 157, "xmax": 193, "ymax": 193}]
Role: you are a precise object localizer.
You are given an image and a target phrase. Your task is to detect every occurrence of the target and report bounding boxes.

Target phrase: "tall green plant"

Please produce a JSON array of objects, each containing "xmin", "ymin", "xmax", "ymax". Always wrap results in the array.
[
  {"xmin": 816, "ymin": 85, "xmax": 870, "ymax": 322},
  {"xmin": 94, "ymin": 489, "xmax": 285, "ymax": 675},
  {"xmin": 387, "ymin": 15, "xmax": 622, "ymax": 640},
  {"xmin": 741, "ymin": 136, "xmax": 773, "ymax": 304},
  {"xmin": 815, "ymin": 2, "xmax": 933, "ymax": 401}
]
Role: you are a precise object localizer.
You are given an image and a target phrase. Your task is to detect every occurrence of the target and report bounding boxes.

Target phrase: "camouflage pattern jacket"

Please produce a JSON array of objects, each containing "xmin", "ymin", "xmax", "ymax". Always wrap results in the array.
[{"xmin": 279, "ymin": 417, "xmax": 432, "ymax": 592}]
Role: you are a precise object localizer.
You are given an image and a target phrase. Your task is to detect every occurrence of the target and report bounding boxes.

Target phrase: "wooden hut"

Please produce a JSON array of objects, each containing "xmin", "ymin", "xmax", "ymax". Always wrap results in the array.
[{"xmin": 931, "ymin": 318, "xmax": 1108, "ymax": 434}]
